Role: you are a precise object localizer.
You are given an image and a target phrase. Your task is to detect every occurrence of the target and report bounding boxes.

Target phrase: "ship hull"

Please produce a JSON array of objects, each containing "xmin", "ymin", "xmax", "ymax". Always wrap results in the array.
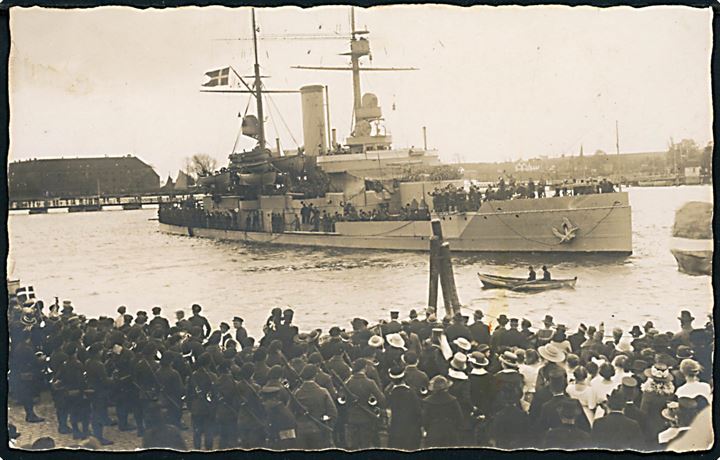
[{"xmin": 159, "ymin": 192, "xmax": 632, "ymax": 254}]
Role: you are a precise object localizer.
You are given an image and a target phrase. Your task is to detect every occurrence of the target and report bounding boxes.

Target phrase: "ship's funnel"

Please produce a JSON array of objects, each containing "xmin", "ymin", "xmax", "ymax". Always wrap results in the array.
[{"xmin": 300, "ymin": 85, "xmax": 327, "ymax": 156}]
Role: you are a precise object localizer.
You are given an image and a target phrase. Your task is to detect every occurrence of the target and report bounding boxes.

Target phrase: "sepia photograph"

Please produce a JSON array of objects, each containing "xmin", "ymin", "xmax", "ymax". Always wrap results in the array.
[{"xmin": 5, "ymin": 3, "xmax": 715, "ymax": 453}]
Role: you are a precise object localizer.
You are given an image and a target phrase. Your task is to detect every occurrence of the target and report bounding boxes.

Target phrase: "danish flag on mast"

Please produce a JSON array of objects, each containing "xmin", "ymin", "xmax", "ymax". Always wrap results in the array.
[{"xmin": 202, "ymin": 67, "xmax": 232, "ymax": 87}]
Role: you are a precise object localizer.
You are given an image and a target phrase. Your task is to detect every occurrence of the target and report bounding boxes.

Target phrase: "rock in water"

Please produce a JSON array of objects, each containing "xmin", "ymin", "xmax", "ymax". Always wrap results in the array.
[
  {"xmin": 670, "ymin": 201, "xmax": 713, "ymax": 276},
  {"xmin": 672, "ymin": 201, "xmax": 713, "ymax": 239}
]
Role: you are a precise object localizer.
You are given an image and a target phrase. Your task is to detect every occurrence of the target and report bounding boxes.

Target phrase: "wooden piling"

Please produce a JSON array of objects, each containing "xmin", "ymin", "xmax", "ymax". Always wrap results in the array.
[
  {"xmin": 428, "ymin": 236, "xmax": 441, "ymax": 314},
  {"xmin": 438, "ymin": 242, "xmax": 461, "ymax": 317}
]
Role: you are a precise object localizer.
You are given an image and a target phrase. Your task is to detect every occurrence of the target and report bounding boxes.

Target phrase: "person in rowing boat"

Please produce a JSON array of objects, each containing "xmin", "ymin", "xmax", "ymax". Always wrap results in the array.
[
  {"xmin": 527, "ymin": 266, "xmax": 537, "ymax": 281},
  {"xmin": 541, "ymin": 266, "xmax": 551, "ymax": 281}
]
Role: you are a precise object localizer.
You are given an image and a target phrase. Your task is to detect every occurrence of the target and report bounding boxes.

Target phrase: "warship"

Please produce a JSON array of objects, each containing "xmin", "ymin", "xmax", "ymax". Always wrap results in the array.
[{"xmin": 159, "ymin": 8, "xmax": 633, "ymax": 255}]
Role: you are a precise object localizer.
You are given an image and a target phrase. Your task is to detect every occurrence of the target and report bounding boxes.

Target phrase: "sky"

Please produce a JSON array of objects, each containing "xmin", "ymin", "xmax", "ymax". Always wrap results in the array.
[{"xmin": 9, "ymin": 5, "xmax": 713, "ymax": 178}]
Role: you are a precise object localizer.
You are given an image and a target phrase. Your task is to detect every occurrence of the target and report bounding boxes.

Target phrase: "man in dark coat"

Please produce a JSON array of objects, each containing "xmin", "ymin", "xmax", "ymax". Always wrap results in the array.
[
  {"xmin": 469, "ymin": 310, "xmax": 490, "ymax": 345},
  {"xmin": 149, "ymin": 307, "xmax": 170, "ymax": 334},
  {"xmin": 84, "ymin": 343, "xmax": 114, "ymax": 445},
  {"xmin": 233, "ymin": 317, "xmax": 248, "ymax": 346},
  {"xmin": 188, "ymin": 304, "xmax": 211, "ymax": 338},
  {"xmin": 187, "ymin": 353, "xmax": 217, "ymax": 450},
  {"xmin": 56, "ymin": 343, "xmax": 90, "ymax": 439},
  {"xmin": 445, "ymin": 312, "xmax": 472, "ymax": 343},
  {"xmin": 215, "ymin": 361, "xmax": 241, "ymax": 449},
  {"xmin": 344, "ymin": 359, "xmax": 386, "ymax": 449},
  {"xmin": 422, "ymin": 375, "xmax": 463, "ymax": 448},
  {"xmin": 500, "ymin": 318, "xmax": 529, "ymax": 349},
  {"xmin": 385, "ymin": 365, "xmax": 422, "ymax": 450},
  {"xmin": 592, "ymin": 389, "xmax": 644, "ymax": 450},
  {"xmin": 292, "ymin": 364, "xmax": 337, "ymax": 449},
  {"xmin": 401, "ymin": 351, "xmax": 430, "ymax": 397},
  {"xmin": 489, "ymin": 315, "xmax": 509, "ymax": 351},
  {"xmin": 488, "ymin": 387, "xmax": 533, "ymax": 448},
  {"xmin": 542, "ymin": 400, "xmax": 592, "ymax": 449},
  {"xmin": 536, "ymin": 369, "xmax": 590, "ymax": 434},
  {"xmin": 156, "ymin": 352, "xmax": 185, "ymax": 430}
]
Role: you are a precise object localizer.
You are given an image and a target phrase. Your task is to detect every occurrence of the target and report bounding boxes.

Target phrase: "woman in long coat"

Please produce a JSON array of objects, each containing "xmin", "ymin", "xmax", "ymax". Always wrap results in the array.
[{"xmin": 422, "ymin": 375, "xmax": 463, "ymax": 448}]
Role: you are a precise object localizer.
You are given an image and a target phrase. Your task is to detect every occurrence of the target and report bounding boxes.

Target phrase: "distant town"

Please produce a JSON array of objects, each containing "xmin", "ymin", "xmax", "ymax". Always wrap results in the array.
[{"xmin": 8, "ymin": 138, "xmax": 712, "ymax": 208}]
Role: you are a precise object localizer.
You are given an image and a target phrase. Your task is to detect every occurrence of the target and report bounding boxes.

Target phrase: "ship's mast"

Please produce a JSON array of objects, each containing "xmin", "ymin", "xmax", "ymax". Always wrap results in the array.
[
  {"xmin": 252, "ymin": 8, "xmax": 266, "ymax": 149},
  {"xmin": 350, "ymin": 8, "xmax": 362, "ymax": 113}
]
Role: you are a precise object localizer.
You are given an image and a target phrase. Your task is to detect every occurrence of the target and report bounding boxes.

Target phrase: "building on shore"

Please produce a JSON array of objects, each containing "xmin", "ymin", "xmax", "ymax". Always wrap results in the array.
[{"xmin": 9, "ymin": 155, "xmax": 160, "ymax": 200}]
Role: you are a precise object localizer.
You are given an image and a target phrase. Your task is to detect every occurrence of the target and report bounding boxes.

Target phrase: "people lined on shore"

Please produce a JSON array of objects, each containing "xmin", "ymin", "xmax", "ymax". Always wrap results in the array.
[{"xmin": 9, "ymin": 287, "xmax": 712, "ymax": 451}]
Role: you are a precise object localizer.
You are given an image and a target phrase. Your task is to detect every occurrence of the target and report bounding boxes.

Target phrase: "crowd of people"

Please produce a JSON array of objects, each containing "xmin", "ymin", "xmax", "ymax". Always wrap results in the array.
[
  {"xmin": 8, "ymin": 284, "xmax": 713, "ymax": 451},
  {"xmin": 428, "ymin": 176, "xmax": 617, "ymax": 213}
]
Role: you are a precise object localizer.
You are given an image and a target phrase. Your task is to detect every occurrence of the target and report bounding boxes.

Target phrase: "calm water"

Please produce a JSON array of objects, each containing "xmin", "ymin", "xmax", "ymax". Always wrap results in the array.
[{"xmin": 8, "ymin": 186, "xmax": 714, "ymax": 338}]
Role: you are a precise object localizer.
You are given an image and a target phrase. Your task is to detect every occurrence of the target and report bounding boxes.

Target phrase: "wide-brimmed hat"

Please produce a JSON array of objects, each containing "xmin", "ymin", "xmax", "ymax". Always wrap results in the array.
[
  {"xmin": 368, "ymin": 335, "xmax": 384, "ymax": 348},
  {"xmin": 468, "ymin": 351, "xmax": 489, "ymax": 367},
  {"xmin": 676, "ymin": 345, "xmax": 694, "ymax": 360},
  {"xmin": 497, "ymin": 314, "xmax": 509, "ymax": 325},
  {"xmin": 453, "ymin": 337, "xmax": 471, "ymax": 352},
  {"xmin": 678, "ymin": 310, "xmax": 695, "ymax": 323},
  {"xmin": 542, "ymin": 315, "xmax": 554, "ymax": 326},
  {"xmin": 448, "ymin": 367, "xmax": 468, "ymax": 380},
  {"xmin": 629, "ymin": 325, "xmax": 643, "ymax": 337},
  {"xmin": 538, "ymin": 344, "xmax": 566, "ymax": 363},
  {"xmin": 499, "ymin": 351, "xmax": 519, "ymax": 369},
  {"xmin": 644, "ymin": 363, "xmax": 672, "ymax": 382},
  {"xmin": 429, "ymin": 375, "xmax": 452, "ymax": 392},
  {"xmin": 450, "ymin": 352, "xmax": 468, "ymax": 371},
  {"xmin": 386, "ymin": 333, "xmax": 407, "ymax": 350}
]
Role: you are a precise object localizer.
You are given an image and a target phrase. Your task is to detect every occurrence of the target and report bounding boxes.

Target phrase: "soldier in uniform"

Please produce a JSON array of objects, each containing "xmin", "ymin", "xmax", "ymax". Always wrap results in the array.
[
  {"xmin": 156, "ymin": 352, "xmax": 185, "ymax": 430},
  {"xmin": 187, "ymin": 353, "xmax": 217, "ymax": 449},
  {"xmin": 84, "ymin": 343, "xmax": 114, "ymax": 445},
  {"xmin": 56, "ymin": 343, "xmax": 90, "ymax": 439},
  {"xmin": 149, "ymin": 307, "xmax": 170, "ymax": 334},
  {"xmin": 188, "ymin": 304, "xmax": 212, "ymax": 338},
  {"xmin": 344, "ymin": 359, "xmax": 386, "ymax": 449},
  {"xmin": 215, "ymin": 360, "xmax": 241, "ymax": 449},
  {"xmin": 292, "ymin": 364, "xmax": 337, "ymax": 449},
  {"xmin": 261, "ymin": 383, "xmax": 298, "ymax": 449}
]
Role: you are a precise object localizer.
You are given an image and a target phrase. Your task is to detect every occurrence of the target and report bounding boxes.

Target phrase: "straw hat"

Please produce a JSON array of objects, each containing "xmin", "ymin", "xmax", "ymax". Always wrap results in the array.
[
  {"xmin": 468, "ymin": 351, "xmax": 489, "ymax": 367},
  {"xmin": 538, "ymin": 344, "xmax": 566, "ymax": 363},
  {"xmin": 615, "ymin": 338, "xmax": 634, "ymax": 354},
  {"xmin": 453, "ymin": 337, "xmax": 471, "ymax": 352},
  {"xmin": 499, "ymin": 351, "xmax": 519, "ymax": 369},
  {"xmin": 386, "ymin": 333, "xmax": 407, "ymax": 350},
  {"xmin": 368, "ymin": 335, "xmax": 384, "ymax": 348},
  {"xmin": 450, "ymin": 352, "xmax": 468, "ymax": 371}
]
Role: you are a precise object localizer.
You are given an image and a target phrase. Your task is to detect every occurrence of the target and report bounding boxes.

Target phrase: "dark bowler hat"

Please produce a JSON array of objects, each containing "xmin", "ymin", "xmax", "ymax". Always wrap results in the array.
[
  {"xmin": 474, "ymin": 310, "xmax": 484, "ymax": 319},
  {"xmin": 678, "ymin": 310, "xmax": 695, "ymax": 323},
  {"xmin": 629, "ymin": 325, "xmax": 643, "ymax": 337},
  {"xmin": 191, "ymin": 304, "xmax": 202, "ymax": 312},
  {"xmin": 643, "ymin": 321, "xmax": 654, "ymax": 331},
  {"xmin": 152, "ymin": 307, "xmax": 161, "ymax": 315},
  {"xmin": 497, "ymin": 314, "xmax": 509, "ymax": 325},
  {"xmin": 543, "ymin": 315, "xmax": 554, "ymax": 326}
]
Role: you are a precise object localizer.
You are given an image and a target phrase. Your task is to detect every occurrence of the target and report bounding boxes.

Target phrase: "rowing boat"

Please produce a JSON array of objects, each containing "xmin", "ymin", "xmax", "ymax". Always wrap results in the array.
[{"xmin": 477, "ymin": 272, "xmax": 577, "ymax": 292}]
